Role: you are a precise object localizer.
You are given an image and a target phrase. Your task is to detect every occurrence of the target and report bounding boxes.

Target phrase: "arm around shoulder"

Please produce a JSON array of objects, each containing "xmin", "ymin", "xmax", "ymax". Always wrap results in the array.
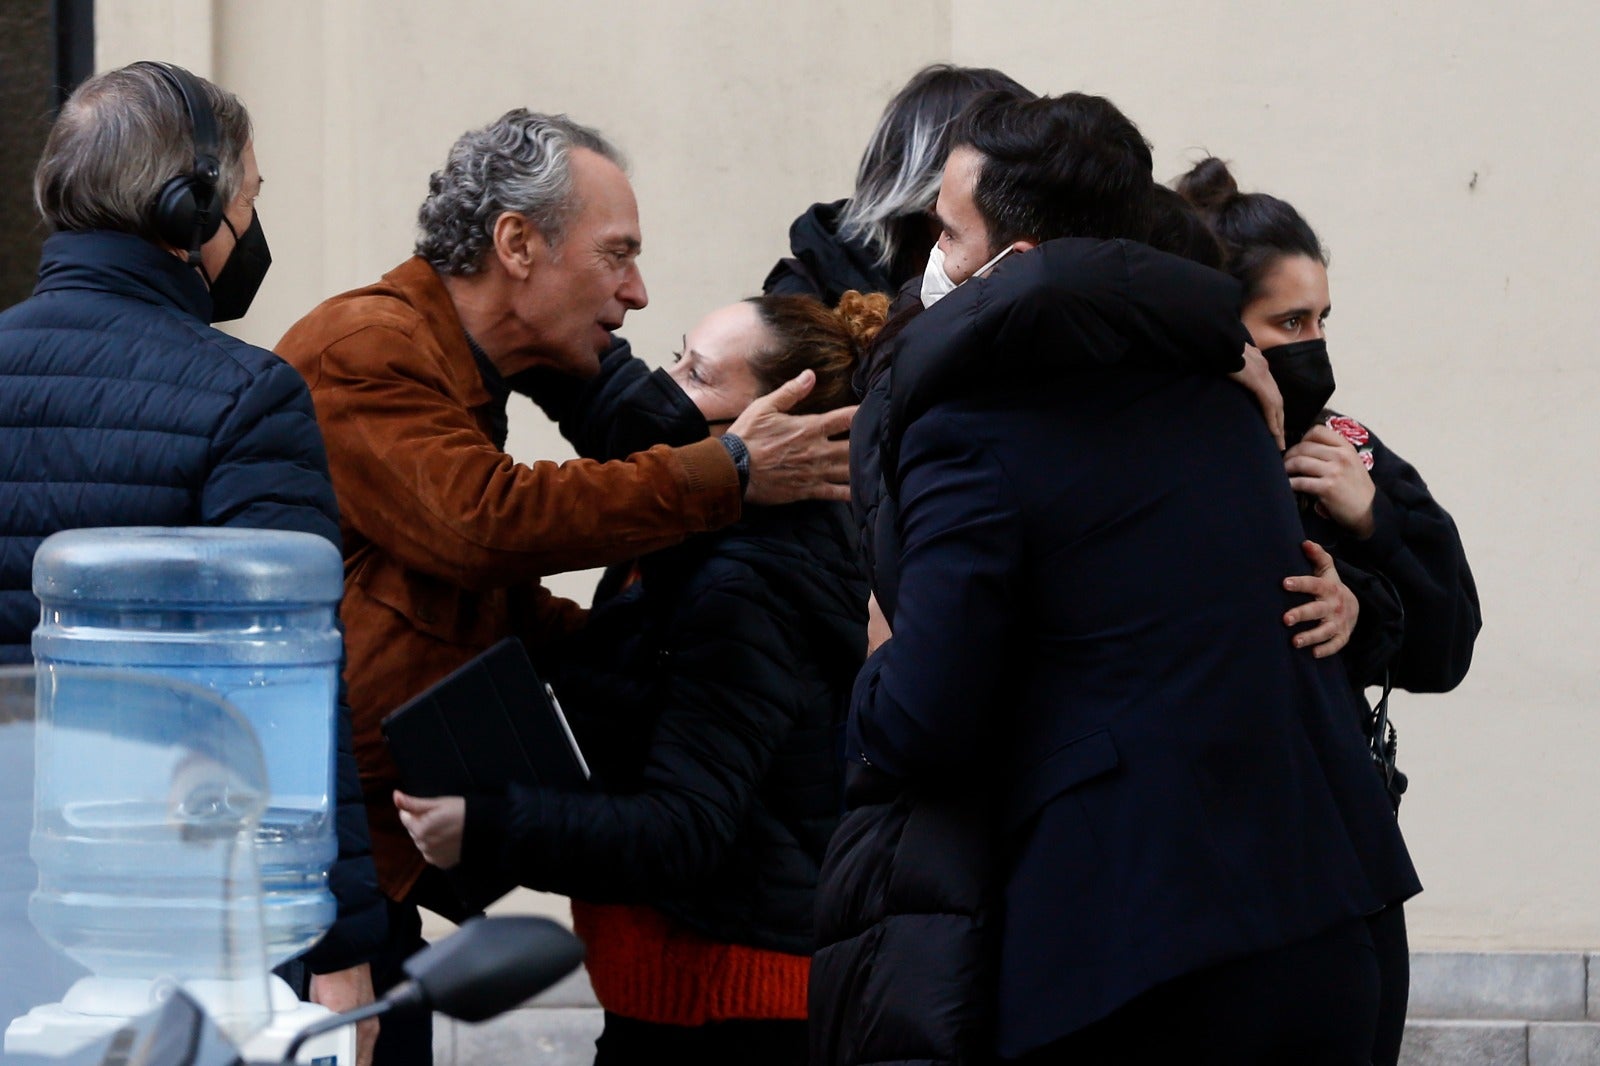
[{"xmin": 289, "ymin": 324, "xmax": 742, "ymax": 588}]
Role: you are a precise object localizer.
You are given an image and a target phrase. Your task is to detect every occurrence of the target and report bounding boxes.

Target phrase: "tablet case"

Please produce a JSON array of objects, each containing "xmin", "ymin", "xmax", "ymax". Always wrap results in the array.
[
  {"xmin": 382, "ymin": 636, "xmax": 590, "ymax": 797},
  {"xmin": 381, "ymin": 637, "xmax": 591, "ymax": 910}
]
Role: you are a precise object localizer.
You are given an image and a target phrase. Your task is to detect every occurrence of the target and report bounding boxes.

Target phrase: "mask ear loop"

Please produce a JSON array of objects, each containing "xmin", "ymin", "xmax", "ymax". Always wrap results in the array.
[{"xmin": 972, "ymin": 244, "xmax": 1015, "ymax": 279}]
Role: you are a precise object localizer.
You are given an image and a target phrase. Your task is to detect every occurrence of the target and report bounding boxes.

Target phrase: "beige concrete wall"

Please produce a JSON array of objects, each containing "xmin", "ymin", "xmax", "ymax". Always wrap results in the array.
[{"xmin": 93, "ymin": 1, "xmax": 1597, "ymax": 950}]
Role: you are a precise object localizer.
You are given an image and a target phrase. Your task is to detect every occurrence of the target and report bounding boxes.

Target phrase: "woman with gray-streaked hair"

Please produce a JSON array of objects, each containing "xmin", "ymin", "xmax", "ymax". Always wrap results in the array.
[
  {"xmin": 762, "ymin": 64, "xmax": 1032, "ymax": 304},
  {"xmin": 0, "ymin": 59, "xmax": 386, "ymax": 1065}
]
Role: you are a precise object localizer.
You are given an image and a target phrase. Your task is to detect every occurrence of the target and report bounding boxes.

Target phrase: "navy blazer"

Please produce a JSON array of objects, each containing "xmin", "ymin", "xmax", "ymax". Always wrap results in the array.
[{"xmin": 849, "ymin": 240, "xmax": 1420, "ymax": 1057}]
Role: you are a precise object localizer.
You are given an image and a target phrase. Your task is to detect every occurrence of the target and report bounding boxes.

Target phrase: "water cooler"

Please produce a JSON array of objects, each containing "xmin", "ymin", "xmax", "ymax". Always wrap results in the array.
[{"xmin": 5, "ymin": 527, "xmax": 355, "ymax": 1064}]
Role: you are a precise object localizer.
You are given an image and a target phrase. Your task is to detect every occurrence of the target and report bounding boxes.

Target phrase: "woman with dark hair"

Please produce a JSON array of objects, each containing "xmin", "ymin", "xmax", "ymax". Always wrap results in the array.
[
  {"xmin": 1148, "ymin": 185, "xmax": 1225, "ymax": 270},
  {"xmin": 1178, "ymin": 157, "xmax": 1482, "ymax": 1066},
  {"xmin": 763, "ymin": 64, "xmax": 1033, "ymax": 302},
  {"xmin": 393, "ymin": 292, "xmax": 886, "ymax": 1066}
]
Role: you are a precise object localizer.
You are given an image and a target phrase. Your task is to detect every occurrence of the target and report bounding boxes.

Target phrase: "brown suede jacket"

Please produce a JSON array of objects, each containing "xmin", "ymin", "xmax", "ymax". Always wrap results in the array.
[{"xmin": 277, "ymin": 256, "xmax": 741, "ymax": 899}]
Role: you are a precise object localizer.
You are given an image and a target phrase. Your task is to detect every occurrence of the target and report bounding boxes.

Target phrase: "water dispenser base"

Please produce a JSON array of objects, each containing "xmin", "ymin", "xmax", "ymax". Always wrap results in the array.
[{"xmin": 4, "ymin": 975, "xmax": 356, "ymax": 1064}]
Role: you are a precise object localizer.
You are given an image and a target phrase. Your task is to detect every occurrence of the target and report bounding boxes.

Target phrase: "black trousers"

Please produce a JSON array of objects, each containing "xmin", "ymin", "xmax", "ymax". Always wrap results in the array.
[
  {"xmin": 370, "ymin": 869, "xmax": 478, "ymax": 1066},
  {"xmin": 1368, "ymin": 903, "xmax": 1410, "ymax": 1066},
  {"xmin": 369, "ymin": 895, "xmax": 430, "ymax": 1066},
  {"xmin": 593, "ymin": 1012, "xmax": 808, "ymax": 1066},
  {"xmin": 1009, "ymin": 915, "xmax": 1381, "ymax": 1066}
]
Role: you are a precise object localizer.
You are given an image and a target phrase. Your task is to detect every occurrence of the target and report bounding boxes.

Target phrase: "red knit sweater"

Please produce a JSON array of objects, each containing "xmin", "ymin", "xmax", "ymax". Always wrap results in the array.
[{"xmin": 571, "ymin": 900, "xmax": 809, "ymax": 1025}]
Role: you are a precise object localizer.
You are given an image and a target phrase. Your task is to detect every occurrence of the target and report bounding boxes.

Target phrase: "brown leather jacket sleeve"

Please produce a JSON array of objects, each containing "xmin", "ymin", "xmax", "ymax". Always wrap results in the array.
[{"xmin": 300, "ymin": 324, "xmax": 740, "ymax": 589}]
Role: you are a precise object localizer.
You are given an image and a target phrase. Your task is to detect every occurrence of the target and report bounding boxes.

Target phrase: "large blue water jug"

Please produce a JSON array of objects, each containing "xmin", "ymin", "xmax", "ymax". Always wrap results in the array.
[{"xmin": 31, "ymin": 528, "xmax": 344, "ymax": 969}]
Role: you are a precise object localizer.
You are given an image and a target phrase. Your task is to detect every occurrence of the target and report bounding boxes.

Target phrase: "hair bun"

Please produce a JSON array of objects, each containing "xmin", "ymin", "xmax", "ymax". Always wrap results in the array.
[
  {"xmin": 835, "ymin": 290, "xmax": 891, "ymax": 349},
  {"xmin": 1174, "ymin": 156, "xmax": 1239, "ymax": 213}
]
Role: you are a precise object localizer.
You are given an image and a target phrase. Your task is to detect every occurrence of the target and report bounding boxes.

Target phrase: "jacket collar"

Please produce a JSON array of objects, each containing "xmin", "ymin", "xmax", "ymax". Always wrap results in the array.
[
  {"xmin": 886, "ymin": 238, "xmax": 1250, "ymax": 439},
  {"xmin": 380, "ymin": 256, "xmax": 490, "ymax": 409},
  {"xmin": 873, "ymin": 238, "xmax": 1252, "ymax": 498},
  {"xmin": 33, "ymin": 230, "xmax": 213, "ymax": 321},
  {"xmin": 786, "ymin": 199, "xmax": 892, "ymax": 301}
]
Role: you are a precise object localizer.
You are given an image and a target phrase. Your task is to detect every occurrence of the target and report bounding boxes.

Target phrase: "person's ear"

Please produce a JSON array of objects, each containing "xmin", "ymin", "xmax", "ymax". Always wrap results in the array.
[
  {"xmin": 492, "ymin": 212, "xmax": 548, "ymax": 281},
  {"xmin": 1010, "ymin": 239, "xmax": 1038, "ymax": 254}
]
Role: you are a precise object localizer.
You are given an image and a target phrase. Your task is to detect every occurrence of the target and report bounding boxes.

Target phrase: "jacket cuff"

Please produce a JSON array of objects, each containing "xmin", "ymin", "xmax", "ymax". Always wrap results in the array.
[
  {"xmin": 463, "ymin": 793, "xmax": 513, "ymax": 872},
  {"xmin": 674, "ymin": 437, "xmax": 742, "ymax": 528},
  {"xmin": 1348, "ymin": 488, "xmax": 1403, "ymax": 566},
  {"xmin": 1334, "ymin": 559, "xmax": 1404, "ymax": 688},
  {"xmin": 297, "ymin": 853, "xmax": 388, "ymax": 974}
]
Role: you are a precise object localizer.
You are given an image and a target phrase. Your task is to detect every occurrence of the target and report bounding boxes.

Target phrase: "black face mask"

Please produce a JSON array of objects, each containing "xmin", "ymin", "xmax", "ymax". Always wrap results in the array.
[
  {"xmin": 207, "ymin": 209, "xmax": 271, "ymax": 323},
  {"xmin": 573, "ymin": 367, "xmax": 716, "ymax": 461},
  {"xmin": 1262, "ymin": 338, "xmax": 1335, "ymax": 446}
]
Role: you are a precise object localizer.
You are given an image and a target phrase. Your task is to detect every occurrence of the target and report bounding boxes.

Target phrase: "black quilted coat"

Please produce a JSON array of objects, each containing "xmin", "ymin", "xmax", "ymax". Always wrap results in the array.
[{"xmin": 468, "ymin": 344, "xmax": 869, "ymax": 953}]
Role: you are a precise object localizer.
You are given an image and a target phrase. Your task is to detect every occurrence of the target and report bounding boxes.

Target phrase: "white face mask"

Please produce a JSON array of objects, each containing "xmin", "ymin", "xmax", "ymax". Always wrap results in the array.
[{"xmin": 919, "ymin": 243, "xmax": 1015, "ymax": 309}]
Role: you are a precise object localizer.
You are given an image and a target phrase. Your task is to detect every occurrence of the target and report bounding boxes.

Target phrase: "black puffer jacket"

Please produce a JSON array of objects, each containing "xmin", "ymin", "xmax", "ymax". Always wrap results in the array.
[
  {"xmin": 763, "ymin": 199, "xmax": 895, "ymax": 303},
  {"xmin": 1301, "ymin": 413, "xmax": 1480, "ymax": 695},
  {"xmin": 470, "ymin": 343, "xmax": 868, "ymax": 952},
  {"xmin": 810, "ymin": 766, "xmax": 999, "ymax": 1066}
]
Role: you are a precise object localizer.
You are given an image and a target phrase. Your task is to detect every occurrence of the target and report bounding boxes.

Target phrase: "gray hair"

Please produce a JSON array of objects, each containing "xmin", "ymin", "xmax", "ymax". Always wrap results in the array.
[
  {"xmin": 416, "ymin": 109, "xmax": 625, "ymax": 277},
  {"xmin": 34, "ymin": 62, "xmax": 252, "ymax": 238},
  {"xmin": 839, "ymin": 64, "xmax": 1032, "ymax": 269}
]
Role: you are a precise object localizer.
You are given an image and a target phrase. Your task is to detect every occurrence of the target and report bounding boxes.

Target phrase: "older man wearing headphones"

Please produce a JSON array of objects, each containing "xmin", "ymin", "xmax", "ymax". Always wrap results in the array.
[{"xmin": 0, "ymin": 61, "xmax": 386, "ymax": 1062}]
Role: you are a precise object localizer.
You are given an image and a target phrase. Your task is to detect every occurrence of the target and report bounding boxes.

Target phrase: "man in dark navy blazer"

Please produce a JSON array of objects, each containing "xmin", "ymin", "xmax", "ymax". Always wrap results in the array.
[{"xmin": 846, "ymin": 91, "xmax": 1420, "ymax": 1064}]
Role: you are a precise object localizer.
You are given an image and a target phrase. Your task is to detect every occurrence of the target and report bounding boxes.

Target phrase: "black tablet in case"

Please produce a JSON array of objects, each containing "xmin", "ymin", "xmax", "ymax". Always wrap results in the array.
[
  {"xmin": 381, "ymin": 636, "xmax": 590, "ymax": 799},
  {"xmin": 381, "ymin": 637, "xmax": 592, "ymax": 912}
]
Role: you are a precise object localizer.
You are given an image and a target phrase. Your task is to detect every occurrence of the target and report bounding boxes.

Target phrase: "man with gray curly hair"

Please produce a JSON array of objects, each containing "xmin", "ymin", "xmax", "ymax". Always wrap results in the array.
[
  {"xmin": 415, "ymin": 111, "xmax": 620, "ymax": 277},
  {"xmin": 278, "ymin": 108, "xmax": 853, "ymax": 1066}
]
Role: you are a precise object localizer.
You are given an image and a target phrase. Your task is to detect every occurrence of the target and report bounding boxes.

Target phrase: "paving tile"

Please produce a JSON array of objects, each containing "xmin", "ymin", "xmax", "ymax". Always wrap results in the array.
[
  {"xmin": 1400, "ymin": 1020, "xmax": 1527, "ymax": 1066},
  {"xmin": 1588, "ymin": 954, "xmax": 1600, "ymax": 1021},
  {"xmin": 451, "ymin": 1006, "xmax": 603, "ymax": 1066},
  {"xmin": 1411, "ymin": 951, "xmax": 1586, "ymax": 1020},
  {"xmin": 1529, "ymin": 1021, "xmax": 1600, "ymax": 1065},
  {"xmin": 431, "ymin": 1015, "xmax": 454, "ymax": 1066}
]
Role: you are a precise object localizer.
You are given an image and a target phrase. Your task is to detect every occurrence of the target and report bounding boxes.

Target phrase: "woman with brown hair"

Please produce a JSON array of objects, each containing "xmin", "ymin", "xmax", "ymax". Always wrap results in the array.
[{"xmin": 395, "ymin": 292, "xmax": 886, "ymax": 1065}]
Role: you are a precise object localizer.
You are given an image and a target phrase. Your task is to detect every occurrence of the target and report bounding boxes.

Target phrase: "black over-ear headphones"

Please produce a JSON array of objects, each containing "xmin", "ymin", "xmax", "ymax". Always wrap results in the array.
[{"xmin": 144, "ymin": 62, "xmax": 223, "ymax": 261}]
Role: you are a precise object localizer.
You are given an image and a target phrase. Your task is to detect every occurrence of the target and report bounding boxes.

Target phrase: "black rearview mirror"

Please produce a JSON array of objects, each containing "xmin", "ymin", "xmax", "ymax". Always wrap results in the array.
[
  {"xmin": 283, "ymin": 915, "xmax": 584, "ymax": 1062},
  {"xmin": 401, "ymin": 915, "xmax": 585, "ymax": 1022}
]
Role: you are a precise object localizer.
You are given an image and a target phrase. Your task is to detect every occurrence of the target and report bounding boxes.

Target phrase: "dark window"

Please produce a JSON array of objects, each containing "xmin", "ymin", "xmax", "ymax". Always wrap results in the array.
[{"xmin": 0, "ymin": 0, "xmax": 93, "ymax": 308}]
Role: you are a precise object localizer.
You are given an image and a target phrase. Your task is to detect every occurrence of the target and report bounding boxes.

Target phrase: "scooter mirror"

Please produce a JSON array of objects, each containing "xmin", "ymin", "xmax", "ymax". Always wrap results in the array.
[
  {"xmin": 399, "ymin": 916, "xmax": 585, "ymax": 1023},
  {"xmin": 282, "ymin": 916, "xmax": 584, "ymax": 1062}
]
